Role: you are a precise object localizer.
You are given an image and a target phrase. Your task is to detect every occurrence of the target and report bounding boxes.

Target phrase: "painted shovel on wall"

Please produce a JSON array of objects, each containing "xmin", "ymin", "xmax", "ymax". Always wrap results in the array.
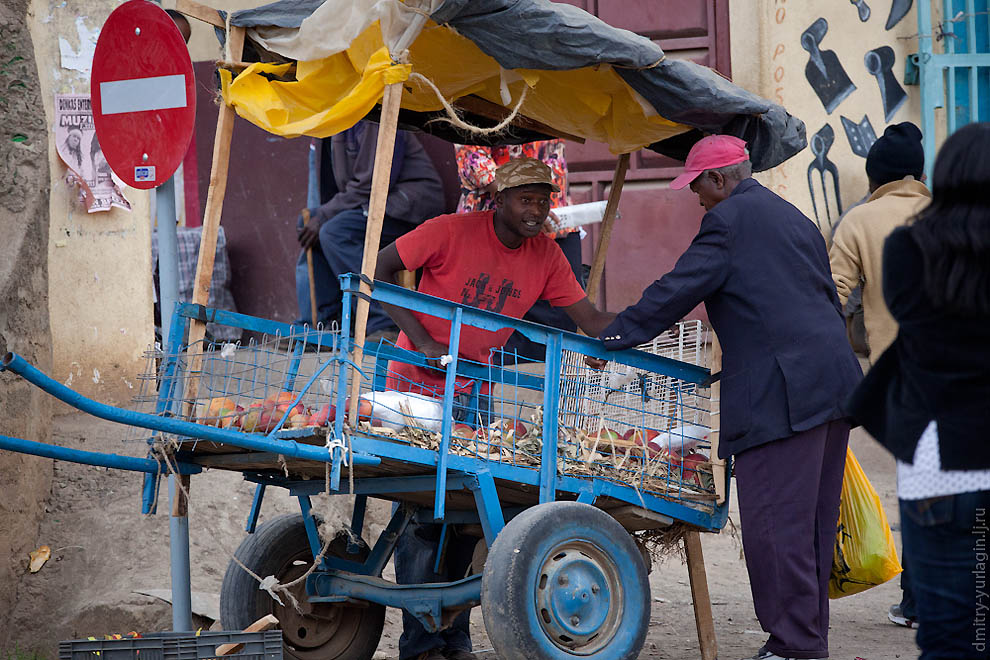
[
  {"xmin": 802, "ymin": 18, "xmax": 857, "ymax": 114},
  {"xmin": 850, "ymin": 0, "xmax": 871, "ymax": 22},
  {"xmin": 886, "ymin": 0, "xmax": 913, "ymax": 30}
]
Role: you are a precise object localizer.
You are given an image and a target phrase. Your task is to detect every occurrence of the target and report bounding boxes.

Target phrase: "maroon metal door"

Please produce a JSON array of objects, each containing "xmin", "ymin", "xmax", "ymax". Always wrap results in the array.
[{"xmin": 560, "ymin": 0, "xmax": 731, "ymax": 319}]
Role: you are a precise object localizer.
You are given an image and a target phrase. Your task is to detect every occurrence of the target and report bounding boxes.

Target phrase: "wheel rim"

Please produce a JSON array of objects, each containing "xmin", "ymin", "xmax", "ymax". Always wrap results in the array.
[
  {"xmin": 270, "ymin": 546, "xmax": 364, "ymax": 659},
  {"xmin": 535, "ymin": 540, "xmax": 623, "ymax": 655}
]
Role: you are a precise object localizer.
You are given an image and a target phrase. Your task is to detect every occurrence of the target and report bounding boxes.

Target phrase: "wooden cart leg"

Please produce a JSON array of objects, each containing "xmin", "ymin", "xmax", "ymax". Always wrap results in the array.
[{"xmin": 684, "ymin": 530, "xmax": 718, "ymax": 660}]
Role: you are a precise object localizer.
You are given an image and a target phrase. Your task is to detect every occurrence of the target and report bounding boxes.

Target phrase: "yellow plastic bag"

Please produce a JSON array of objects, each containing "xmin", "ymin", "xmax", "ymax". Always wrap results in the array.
[{"xmin": 829, "ymin": 447, "xmax": 902, "ymax": 599}]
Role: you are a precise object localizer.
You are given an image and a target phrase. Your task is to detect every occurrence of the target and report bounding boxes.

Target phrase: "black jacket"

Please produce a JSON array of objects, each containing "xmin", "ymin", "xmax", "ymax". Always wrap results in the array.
[
  {"xmin": 600, "ymin": 178, "xmax": 862, "ymax": 457},
  {"xmin": 847, "ymin": 226, "xmax": 990, "ymax": 470}
]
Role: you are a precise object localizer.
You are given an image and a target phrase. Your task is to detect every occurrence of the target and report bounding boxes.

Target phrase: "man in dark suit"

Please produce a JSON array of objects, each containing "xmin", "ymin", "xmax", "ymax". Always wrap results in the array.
[{"xmin": 598, "ymin": 136, "xmax": 862, "ymax": 660}]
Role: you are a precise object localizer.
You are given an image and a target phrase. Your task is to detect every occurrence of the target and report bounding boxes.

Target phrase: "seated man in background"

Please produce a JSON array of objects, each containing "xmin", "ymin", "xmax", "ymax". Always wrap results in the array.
[
  {"xmin": 375, "ymin": 158, "xmax": 613, "ymax": 660},
  {"xmin": 455, "ymin": 140, "xmax": 581, "ymax": 360},
  {"xmin": 295, "ymin": 120, "xmax": 444, "ymax": 337}
]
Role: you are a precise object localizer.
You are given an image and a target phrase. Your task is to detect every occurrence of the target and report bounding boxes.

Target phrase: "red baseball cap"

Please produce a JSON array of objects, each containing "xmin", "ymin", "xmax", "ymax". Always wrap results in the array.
[{"xmin": 670, "ymin": 135, "xmax": 749, "ymax": 190}]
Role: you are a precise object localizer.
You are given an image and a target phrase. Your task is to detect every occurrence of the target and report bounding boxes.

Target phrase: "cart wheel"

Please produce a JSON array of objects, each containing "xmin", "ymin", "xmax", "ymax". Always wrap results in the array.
[
  {"xmin": 481, "ymin": 502, "xmax": 649, "ymax": 660},
  {"xmin": 220, "ymin": 513, "xmax": 384, "ymax": 660}
]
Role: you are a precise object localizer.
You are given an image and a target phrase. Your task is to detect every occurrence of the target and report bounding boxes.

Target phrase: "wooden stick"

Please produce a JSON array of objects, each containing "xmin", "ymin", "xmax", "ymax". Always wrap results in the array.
[
  {"xmin": 182, "ymin": 27, "xmax": 245, "ymax": 426},
  {"xmin": 585, "ymin": 153, "xmax": 631, "ymax": 306},
  {"xmin": 684, "ymin": 530, "xmax": 718, "ymax": 660},
  {"xmin": 215, "ymin": 614, "xmax": 279, "ymax": 655},
  {"xmin": 347, "ymin": 82, "xmax": 404, "ymax": 427},
  {"xmin": 174, "ymin": 0, "xmax": 224, "ymax": 28},
  {"xmin": 709, "ymin": 333, "xmax": 727, "ymax": 505},
  {"xmin": 302, "ymin": 209, "xmax": 319, "ymax": 325}
]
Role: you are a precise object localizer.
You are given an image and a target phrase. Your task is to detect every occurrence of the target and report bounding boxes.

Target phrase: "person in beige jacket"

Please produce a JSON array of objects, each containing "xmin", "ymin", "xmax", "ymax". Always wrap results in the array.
[{"xmin": 830, "ymin": 122, "xmax": 931, "ymax": 363}]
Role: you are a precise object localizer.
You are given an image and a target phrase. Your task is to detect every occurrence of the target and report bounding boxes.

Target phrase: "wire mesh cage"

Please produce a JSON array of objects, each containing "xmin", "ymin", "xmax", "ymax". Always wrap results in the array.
[{"xmin": 143, "ymin": 306, "xmax": 716, "ymax": 512}]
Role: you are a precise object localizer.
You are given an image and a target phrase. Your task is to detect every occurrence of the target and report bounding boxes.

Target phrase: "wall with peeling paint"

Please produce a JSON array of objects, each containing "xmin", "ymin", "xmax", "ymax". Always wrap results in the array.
[
  {"xmin": 730, "ymin": 0, "xmax": 923, "ymax": 243},
  {"xmin": 29, "ymin": 0, "xmax": 154, "ymax": 404}
]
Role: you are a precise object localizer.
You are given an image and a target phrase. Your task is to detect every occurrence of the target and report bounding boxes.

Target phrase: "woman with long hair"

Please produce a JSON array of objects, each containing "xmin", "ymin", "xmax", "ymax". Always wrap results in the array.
[{"xmin": 848, "ymin": 121, "xmax": 990, "ymax": 660}]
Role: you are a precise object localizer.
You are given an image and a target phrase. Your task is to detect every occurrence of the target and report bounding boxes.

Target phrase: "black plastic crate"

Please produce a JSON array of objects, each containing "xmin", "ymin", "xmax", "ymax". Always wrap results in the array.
[{"xmin": 58, "ymin": 631, "xmax": 282, "ymax": 660}]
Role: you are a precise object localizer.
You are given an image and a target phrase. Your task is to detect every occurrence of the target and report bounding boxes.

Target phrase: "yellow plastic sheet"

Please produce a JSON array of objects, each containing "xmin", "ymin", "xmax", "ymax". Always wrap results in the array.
[
  {"xmin": 221, "ymin": 21, "xmax": 689, "ymax": 154},
  {"xmin": 829, "ymin": 447, "xmax": 903, "ymax": 599}
]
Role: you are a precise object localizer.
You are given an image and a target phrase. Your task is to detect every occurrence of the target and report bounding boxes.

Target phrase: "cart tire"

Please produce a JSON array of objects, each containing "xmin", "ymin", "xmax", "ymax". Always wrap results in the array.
[
  {"xmin": 481, "ymin": 502, "xmax": 649, "ymax": 659},
  {"xmin": 220, "ymin": 513, "xmax": 385, "ymax": 660}
]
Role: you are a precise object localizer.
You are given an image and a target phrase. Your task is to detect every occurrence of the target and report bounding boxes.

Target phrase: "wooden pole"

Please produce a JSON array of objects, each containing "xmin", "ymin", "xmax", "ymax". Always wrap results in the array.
[
  {"xmin": 585, "ymin": 152, "xmax": 631, "ymax": 306},
  {"xmin": 684, "ymin": 530, "xmax": 718, "ymax": 660},
  {"xmin": 302, "ymin": 209, "xmax": 319, "ymax": 325},
  {"xmin": 347, "ymin": 82, "xmax": 404, "ymax": 426},
  {"xmin": 182, "ymin": 25, "xmax": 245, "ymax": 426}
]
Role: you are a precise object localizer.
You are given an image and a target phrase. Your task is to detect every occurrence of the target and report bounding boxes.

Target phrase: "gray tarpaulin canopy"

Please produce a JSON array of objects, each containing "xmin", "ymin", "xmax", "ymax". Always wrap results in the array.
[{"xmin": 218, "ymin": 0, "xmax": 806, "ymax": 170}]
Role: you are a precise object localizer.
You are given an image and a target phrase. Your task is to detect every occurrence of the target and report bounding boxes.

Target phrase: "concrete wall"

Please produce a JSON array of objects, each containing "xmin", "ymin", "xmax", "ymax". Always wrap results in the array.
[
  {"xmin": 730, "ymin": 0, "xmax": 922, "ymax": 242},
  {"xmin": 0, "ymin": 0, "xmax": 55, "ymax": 645},
  {"xmin": 29, "ymin": 0, "xmax": 154, "ymax": 405}
]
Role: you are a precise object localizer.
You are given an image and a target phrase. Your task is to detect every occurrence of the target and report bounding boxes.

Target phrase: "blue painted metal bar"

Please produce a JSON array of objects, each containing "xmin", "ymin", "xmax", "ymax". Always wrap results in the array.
[
  {"xmin": 156, "ymin": 176, "xmax": 180, "ymax": 356},
  {"xmin": 246, "ymin": 484, "xmax": 266, "ymax": 533},
  {"xmin": 286, "ymin": 474, "xmax": 473, "ymax": 498},
  {"xmin": 308, "ymin": 572, "xmax": 482, "ymax": 632},
  {"xmin": 467, "ymin": 469, "xmax": 504, "ymax": 545},
  {"xmin": 0, "ymin": 352, "xmax": 345, "ymax": 465},
  {"xmin": 331, "ymin": 285, "xmax": 356, "ymax": 490},
  {"xmin": 340, "ymin": 276, "xmax": 711, "ymax": 385},
  {"xmin": 539, "ymin": 333, "xmax": 562, "ymax": 503},
  {"xmin": 167, "ymin": 476, "xmax": 194, "ymax": 632},
  {"xmin": 433, "ymin": 524, "xmax": 449, "ymax": 574},
  {"xmin": 363, "ymin": 504, "xmax": 415, "ymax": 577},
  {"xmin": 298, "ymin": 496, "xmax": 323, "ymax": 561},
  {"xmin": 0, "ymin": 434, "xmax": 200, "ymax": 474},
  {"xmin": 348, "ymin": 495, "xmax": 368, "ymax": 553},
  {"xmin": 371, "ymin": 342, "xmax": 544, "ymax": 391},
  {"xmin": 435, "ymin": 307, "xmax": 463, "ymax": 520},
  {"xmin": 174, "ymin": 303, "xmax": 338, "ymax": 352},
  {"xmin": 282, "ymin": 331, "xmax": 307, "ymax": 392}
]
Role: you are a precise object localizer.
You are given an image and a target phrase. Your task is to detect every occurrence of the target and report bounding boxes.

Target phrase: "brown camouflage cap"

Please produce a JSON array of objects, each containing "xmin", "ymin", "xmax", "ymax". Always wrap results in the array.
[{"xmin": 494, "ymin": 157, "xmax": 560, "ymax": 193}]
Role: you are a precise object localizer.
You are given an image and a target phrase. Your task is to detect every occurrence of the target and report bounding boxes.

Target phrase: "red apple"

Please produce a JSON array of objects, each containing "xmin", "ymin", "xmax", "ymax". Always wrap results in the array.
[
  {"xmin": 309, "ymin": 403, "xmax": 336, "ymax": 427},
  {"xmin": 452, "ymin": 422, "xmax": 475, "ymax": 440},
  {"xmin": 288, "ymin": 410, "xmax": 312, "ymax": 429},
  {"xmin": 344, "ymin": 397, "xmax": 373, "ymax": 423}
]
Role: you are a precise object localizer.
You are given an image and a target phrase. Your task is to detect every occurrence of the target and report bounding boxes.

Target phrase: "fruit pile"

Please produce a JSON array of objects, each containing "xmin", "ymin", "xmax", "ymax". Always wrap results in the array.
[{"xmin": 196, "ymin": 393, "xmax": 372, "ymax": 433}]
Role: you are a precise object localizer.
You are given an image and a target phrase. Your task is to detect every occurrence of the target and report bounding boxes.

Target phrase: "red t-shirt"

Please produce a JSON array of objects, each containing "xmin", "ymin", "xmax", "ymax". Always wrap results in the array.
[{"xmin": 387, "ymin": 210, "xmax": 586, "ymax": 395}]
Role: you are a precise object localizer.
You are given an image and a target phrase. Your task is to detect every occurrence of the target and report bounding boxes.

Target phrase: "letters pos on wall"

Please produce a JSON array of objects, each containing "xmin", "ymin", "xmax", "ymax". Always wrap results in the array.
[{"xmin": 91, "ymin": 0, "xmax": 195, "ymax": 189}]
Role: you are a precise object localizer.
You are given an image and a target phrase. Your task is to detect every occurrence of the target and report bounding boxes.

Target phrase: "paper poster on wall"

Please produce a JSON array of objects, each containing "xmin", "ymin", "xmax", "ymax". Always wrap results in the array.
[{"xmin": 55, "ymin": 93, "xmax": 131, "ymax": 213}]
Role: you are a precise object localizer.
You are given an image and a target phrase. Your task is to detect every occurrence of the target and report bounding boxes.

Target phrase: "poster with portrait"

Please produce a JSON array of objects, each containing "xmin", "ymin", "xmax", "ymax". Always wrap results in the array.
[{"xmin": 55, "ymin": 94, "xmax": 131, "ymax": 213}]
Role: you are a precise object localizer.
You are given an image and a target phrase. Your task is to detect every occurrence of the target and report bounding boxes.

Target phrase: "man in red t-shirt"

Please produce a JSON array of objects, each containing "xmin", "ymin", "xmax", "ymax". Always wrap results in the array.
[{"xmin": 374, "ymin": 157, "xmax": 613, "ymax": 660}]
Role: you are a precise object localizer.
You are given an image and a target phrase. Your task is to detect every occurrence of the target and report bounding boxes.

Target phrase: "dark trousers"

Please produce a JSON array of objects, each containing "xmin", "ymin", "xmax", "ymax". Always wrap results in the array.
[
  {"xmin": 295, "ymin": 209, "xmax": 415, "ymax": 332},
  {"xmin": 901, "ymin": 491, "xmax": 990, "ymax": 660},
  {"xmin": 734, "ymin": 420, "xmax": 849, "ymax": 659},
  {"xmin": 394, "ymin": 520, "xmax": 477, "ymax": 659},
  {"xmin": 899, "ymin": 540, "xmax": 917, "ymax": 619},
  {"xmin": 502, "ymin": 231, "xmax": 582, "ymax": 362}
]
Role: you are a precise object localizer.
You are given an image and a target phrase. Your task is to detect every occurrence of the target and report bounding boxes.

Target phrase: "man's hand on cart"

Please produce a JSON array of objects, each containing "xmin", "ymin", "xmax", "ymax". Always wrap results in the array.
[
  {"xmin": 416, "ymin": 338, "xmax": 450, "ymax": 363},
  {"xmin": 584, "ymin": 356, "xmax": 608, "ymax": 370}
]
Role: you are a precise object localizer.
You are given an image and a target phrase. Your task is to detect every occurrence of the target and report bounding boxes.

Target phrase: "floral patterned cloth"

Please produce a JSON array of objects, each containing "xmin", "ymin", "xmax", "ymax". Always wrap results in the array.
[{"xmin": 455, "ymin": 140, "xmax": 574, "ymax": 238}]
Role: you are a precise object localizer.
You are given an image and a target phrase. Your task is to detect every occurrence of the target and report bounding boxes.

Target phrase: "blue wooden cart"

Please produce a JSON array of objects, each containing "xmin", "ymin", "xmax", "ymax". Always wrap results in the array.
[{"xmin": 0, "ymin": 273, "xmax": 727, "ymax": 659}]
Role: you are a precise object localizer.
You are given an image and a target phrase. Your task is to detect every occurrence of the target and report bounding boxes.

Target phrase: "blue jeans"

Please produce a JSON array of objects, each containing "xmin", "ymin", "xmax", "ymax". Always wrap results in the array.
[
  {"xmin": 295, "ymin": 208, "xmax": 415, "ymax": 332},
  {"xmin": 394, "ymin": 519, "xmax": 477, "ymax": 659},
  {"xmin": 900, "ymin": 490, "xmax": 990, "ymax": 659}
]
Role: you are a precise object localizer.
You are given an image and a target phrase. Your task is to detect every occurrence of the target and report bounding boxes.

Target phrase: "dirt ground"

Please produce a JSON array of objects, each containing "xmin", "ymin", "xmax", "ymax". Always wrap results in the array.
[{"xmin": 7, "ymin": 410, "xmax": 918, "ymax": 660}]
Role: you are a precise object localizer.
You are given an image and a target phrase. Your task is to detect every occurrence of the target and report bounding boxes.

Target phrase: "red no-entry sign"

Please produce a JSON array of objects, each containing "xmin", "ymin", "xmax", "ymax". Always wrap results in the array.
[{"xmin": 91, "ymin": 0, "xmax": 195, "ymax": 190}]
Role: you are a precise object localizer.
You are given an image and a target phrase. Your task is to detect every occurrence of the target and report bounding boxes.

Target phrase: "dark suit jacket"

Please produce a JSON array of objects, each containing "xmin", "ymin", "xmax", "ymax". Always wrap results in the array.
[{"xmin": 600, "ymin": 178, "xmax": 862, "ymax": 458}]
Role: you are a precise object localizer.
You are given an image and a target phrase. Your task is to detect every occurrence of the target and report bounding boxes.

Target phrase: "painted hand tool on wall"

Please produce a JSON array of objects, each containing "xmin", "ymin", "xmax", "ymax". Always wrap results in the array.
[
  {"xmin": 865, "ymin": 46, "xmax": 908, "ymax": 121},
  {"xmin": 802, "ymin": 18, "xmax": 857, "ymax": 114},
  {"xmin": 807, "ymin": 124, "xmax": 843, "ymax": 230}
]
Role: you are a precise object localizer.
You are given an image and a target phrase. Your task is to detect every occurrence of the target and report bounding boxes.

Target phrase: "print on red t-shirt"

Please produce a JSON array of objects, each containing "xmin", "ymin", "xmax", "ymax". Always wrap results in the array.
[{"xmin": 386, "ymin": 211, "xmax": 585, "ymax": 396}]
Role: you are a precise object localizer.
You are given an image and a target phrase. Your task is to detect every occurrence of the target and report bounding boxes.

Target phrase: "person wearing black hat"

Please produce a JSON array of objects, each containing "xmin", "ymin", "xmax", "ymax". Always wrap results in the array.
[
  {"xmin": 830, "ymin": 121, "xmax": 930, "ymax": 364},
  {"xmin": 829, "ymin": 121, "xmax": 930, "ymax": 634}
]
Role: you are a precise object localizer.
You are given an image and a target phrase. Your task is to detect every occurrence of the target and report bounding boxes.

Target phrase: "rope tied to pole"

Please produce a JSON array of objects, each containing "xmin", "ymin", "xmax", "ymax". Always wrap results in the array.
[{"xmin": 408, "ymin": 71, "xmax": 530, "ymax": 136}]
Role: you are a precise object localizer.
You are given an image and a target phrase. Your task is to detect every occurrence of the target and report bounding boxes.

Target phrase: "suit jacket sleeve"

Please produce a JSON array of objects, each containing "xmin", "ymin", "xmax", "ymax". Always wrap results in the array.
[{"xmin": 600, "ymin": 210, "xmax": 731, "ymax": 351}]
